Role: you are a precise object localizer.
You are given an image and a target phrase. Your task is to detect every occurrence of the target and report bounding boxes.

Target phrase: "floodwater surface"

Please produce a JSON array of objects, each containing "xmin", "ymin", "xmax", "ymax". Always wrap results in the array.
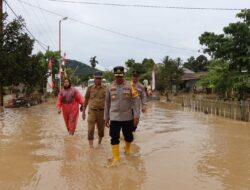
[{"xmin": 0, "ymin": 100, "xmax": 249, "ymax": 190}]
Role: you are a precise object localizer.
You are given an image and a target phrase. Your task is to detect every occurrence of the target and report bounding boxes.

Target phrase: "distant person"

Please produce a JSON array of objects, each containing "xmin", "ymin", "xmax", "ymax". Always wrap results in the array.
[
  {"xmin": 56, "ymin": 78, "xmax": 84, "ymax": 135},
  {"xmin": 82, "ymin": 72, "xmax": 106, "ymax": 148},
  {"xmin": 143, "ymin": 78, "xmax": 148, "ymax": 90},
  {"xmin": 147, "ymin": 83, "xmax": 152, "ymax": 96},
  {"xmin": 104, "ymin": 66, "xmax": 140, "ymax": 166}
]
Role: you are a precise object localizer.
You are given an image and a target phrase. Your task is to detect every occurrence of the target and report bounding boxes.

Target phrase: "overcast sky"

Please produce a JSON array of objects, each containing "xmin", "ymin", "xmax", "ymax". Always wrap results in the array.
[{"xmin": 5, "ymin": 0, "xmax": 250, "ymax": 70}]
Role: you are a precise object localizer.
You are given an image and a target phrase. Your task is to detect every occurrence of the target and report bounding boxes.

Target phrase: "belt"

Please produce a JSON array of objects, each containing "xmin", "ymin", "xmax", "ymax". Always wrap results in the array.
[{"xmin": 90, "ymin": 108, "xmax": 104, "ymax": 112}]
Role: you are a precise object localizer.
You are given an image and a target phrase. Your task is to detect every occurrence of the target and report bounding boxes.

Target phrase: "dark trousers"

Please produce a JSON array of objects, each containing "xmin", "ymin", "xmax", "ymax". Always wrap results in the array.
[{"xmin": 109, "ymin": 120, "xmax": 134, "ymax": 145}]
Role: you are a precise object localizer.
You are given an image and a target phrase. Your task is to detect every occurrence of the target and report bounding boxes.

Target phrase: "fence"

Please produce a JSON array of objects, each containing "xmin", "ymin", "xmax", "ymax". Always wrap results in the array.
[{"xmin": 174, "ymin": 96, "xmax": 250, "ymax": 122}]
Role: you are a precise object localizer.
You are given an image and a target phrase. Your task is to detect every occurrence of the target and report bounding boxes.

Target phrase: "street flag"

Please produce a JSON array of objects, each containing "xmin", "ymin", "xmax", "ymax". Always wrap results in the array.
[
  {"xmin": 46, "ymin": 75, "xmax": 53, "ymax": 93},
  {"xmin": 59, "ymin": 63, "xmax": 63, "ymax": 78},
  {"xmin": 152, "ymin": 66, "xmax": 155, "ymax": 91},
  {"xmin": 46, "ymin": 58, "xmax": 53, "ymax": 93},
  {"xmin": 62, "ymin": 53, "xmax": 67, "ymax": 77},
  {"xmin": 62, "ymin": 53, "xmax": 66, "ymax": 66},
  {"xmin": 48, "ymin": 58, "xmax": 52, "ymax": 70}
]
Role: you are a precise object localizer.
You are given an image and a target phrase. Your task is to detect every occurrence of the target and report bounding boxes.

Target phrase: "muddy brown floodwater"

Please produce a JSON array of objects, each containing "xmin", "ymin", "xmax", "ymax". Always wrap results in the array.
[{"xmin": 0, "ymin": 101, "xmax": 249, "ymax": 190}]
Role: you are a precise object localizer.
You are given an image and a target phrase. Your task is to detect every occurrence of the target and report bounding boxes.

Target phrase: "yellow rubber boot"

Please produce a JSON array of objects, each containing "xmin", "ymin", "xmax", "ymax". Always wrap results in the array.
[
  {"xmin": 111, "ymin": 145, "xmax": 120, "ymax": 166},
  {"xmin": 124, "ymin": 141, "xmax": 131, "ymax": 155}
]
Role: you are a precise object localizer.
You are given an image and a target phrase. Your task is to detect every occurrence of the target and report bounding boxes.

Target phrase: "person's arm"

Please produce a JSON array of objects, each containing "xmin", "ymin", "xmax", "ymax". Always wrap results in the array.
[
  {"xmin": 141, "ymin": 85, "xmax": 147, "ymax": 112},
  {"xmin": 75, "ymin": 89, "xmax": 84, "ymax": 106},
  {"xmin": 130, "ymin": 85, "xmax": 140, "ymax": 127},
  {"xmin": 104, "ymin": 87, "xmax": 111, "ymax": 127},
  {"xmin": 132, "ymin": 96, "xmax": 140, "ymax": 127},
  {"xmin": 82, "ymin": 87, "xmax": 91, "ymax": 120},
  {"xmin": 56, "ymin": 91, "xmax": 63, "ymax": 113}
]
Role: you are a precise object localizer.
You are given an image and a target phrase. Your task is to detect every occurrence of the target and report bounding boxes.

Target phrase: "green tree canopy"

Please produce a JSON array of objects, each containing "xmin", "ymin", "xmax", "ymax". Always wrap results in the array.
[
  {"xmin": 183, "ymin": 55, "xmax": 209, "ymax": 72},
  {"xmin": 156, "ymin": 56, "xmax": 183, "ymax": 94},
  {"xmin": 89, "ymin": 56, "xmax": 98, "ymax": 68},
  {"xmin": 0, "ymin": 14, "xmax": 35, "ymax": 104},
  {"xmin": 199, "ymin": 9, "xmax": 250, "ymax": 72}
]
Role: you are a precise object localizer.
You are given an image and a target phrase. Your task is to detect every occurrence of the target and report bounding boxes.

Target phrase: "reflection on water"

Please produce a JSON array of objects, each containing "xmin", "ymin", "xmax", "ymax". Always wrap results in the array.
[
  {"xmin": 196, "ymin": 118, "xmax": 250, "ymax": 190},
  {"xmin": 0, "ymin": 101, "xmax": 249, "ymax": 190}
]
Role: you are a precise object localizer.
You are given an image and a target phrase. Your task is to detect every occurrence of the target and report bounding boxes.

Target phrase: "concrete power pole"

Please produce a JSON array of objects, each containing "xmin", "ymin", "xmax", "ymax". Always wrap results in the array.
[{"xmin": 0, "ymin": 0, "xmax": 4, "ymax": 107}]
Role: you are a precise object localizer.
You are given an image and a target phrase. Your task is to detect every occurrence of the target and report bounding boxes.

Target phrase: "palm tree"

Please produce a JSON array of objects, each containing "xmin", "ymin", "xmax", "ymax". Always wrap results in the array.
[{"xmin": 89, "ymin": 56, "xmax": 98, "ymax": 68}]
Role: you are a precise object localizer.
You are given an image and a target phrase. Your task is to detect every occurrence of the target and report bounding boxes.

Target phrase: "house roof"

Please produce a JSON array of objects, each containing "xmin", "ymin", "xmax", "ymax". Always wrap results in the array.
[{"xmin": 181, "ymin": 68, "xmax": 196, "ymax": 80}]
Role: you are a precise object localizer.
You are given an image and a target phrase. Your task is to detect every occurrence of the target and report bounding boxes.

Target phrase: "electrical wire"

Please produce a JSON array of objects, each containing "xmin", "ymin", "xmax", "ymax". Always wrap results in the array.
[
  {"xmin": 47, "ymin": 0, "xmax": 245, "ymax": 11},
  {"xmin": 16, "ymin": 0, "xmax": 198, "ymax": 52},
  {"xmin": 5, "ymin": 0, "xmax": 48, "ymax": 51}
]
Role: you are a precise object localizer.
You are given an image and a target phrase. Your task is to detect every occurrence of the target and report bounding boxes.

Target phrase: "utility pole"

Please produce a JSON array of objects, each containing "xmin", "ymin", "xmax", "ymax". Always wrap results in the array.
[
  {"xmin": 0, "ymin": 0, "xmax": 4, "ymax": 108},
  {"xmin": 58, "ymin": 17, "xmax": 67, "ymax": 92}
]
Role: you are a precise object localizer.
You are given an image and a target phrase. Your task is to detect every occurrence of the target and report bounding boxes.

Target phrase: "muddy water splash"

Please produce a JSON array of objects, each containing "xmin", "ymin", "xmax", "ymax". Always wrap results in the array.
[{"xmin": 0, "ymin": 101, "xmax": 249, "ymax": 190}]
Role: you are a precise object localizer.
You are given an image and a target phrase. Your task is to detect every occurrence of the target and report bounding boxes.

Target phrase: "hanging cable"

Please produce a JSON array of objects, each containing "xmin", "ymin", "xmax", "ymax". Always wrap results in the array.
[
  {"xmin": 5, "ymin": 1, "xmax": 48, "ymax": 51},
  {"xmin": 16, "ymin": 0, "xmax": 198, "ymax": 52},
  {"xmin": 47, "ymin": 0, "xmax": 245, "ymax": 11}
]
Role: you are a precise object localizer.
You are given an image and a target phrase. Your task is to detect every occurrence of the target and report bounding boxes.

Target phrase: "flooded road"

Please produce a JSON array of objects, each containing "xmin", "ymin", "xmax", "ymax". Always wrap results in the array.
[{"xmin": 0, "ymin": 100, "xmax": 249, "ymax": 190}]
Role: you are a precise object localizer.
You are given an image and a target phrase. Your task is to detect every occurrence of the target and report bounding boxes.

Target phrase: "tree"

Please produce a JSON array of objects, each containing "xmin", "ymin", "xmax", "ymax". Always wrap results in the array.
[
  {"xmin": 183, "ymin": 55, "xmax": 208, "ymax": 72},
  {"xmin": 0, "ymin": 14, "xmax": 34, "ymax": 105},
  {"xmin": 199, "ymin": 10, "xmax": 250, "ymax": 99},
  {"xmin": 35, "ymin": 51, "xmax": 61, "ymax": 94},
  {"xmin": 156, "ymin": 56, "xmax": 183, "ymax": 99},
  {"xmin": 142, "ymin": 58, "xmax": 155, "ymax": 72},
  {"xmin": 103, "ymin": 70, "xmax": 114, "ymax": 82},
  {"xmin": 125, "ymin": 59, "xmax": 135, "ymax": 69},
  {"xmin": 22, "ymin": 54, "xmax": 46, "ymax": 95},
  {"xmin": 199, "ymin": 9, "xmax": 250, "ymax": 72},
  {"xmin": 89, "ymin": 56, "xmax": 98, "ymax": 68},
  {"xmin": 199, "ymin": 60, "xmax": 233, "ymax": 98},
  {"xmin": 124, "ymin": 58, "xmax": 156, "ymax": 81}
]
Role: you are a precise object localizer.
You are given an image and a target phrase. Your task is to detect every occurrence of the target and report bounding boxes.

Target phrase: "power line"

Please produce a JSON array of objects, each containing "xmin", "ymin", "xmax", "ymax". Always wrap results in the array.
[
  {"xmin": 35, "ymin": 0, "xmax": 58, "ymax": 49},
  {"xmin": 16, "ymin": 0, "xmax": 50, "ymax": 47},
  {"xmin": 16, "ymin": 0, "xmax": 198, "ymax": 53},
  {"xmin": 47, "ymin": 0, "xmax": 245, "ymax": 11},
  {"xmin": 5, "ymin": 0, "xmax": 48, "ymax": 51},
  {"xmin": 26, "ymin": 0, "xmax": 56, "ymax": 49},
  {"xmin": 17, "ymin": 0, "xmax": 56, "ymax": 49},
  {"xmin": 37, "ymin": 0, "xmax": 57, "ymax": 47}
]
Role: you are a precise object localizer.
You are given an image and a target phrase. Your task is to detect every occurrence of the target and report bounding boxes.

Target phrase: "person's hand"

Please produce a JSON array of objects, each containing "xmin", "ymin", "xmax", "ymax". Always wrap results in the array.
[
  {"xmin": 104, "ymin": 120, "xmax": 110, "ymax": 128},
  {"xmin": 133, "ymin": 118, "xmax": 139, "ymax": 127},
  {"xmin": 142, "ymin": 107, "xmax": 146, "ymax": 113},
  {"xmin": 57, "ymin": 109, "xmax": 61, "ymax": 114},
  {"xmin": 80, "ymin": 105, "xmax": 84, "ymax": 112},
  {"xmin": 82, "ymin": 112, "xmax": 86, "ymax": 120}
]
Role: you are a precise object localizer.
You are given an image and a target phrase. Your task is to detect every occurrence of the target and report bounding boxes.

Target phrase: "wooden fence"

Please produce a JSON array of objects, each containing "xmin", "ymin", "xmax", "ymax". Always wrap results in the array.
[{"xmin": 174, "ymin": 96, "xmax": 250, "ymax": 122}]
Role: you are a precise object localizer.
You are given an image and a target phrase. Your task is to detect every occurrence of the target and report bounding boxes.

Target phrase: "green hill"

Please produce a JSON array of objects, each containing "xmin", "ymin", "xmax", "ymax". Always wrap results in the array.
[{"xmin": 66, "ymin": 59, "xmax": 99, "ymax": 79}]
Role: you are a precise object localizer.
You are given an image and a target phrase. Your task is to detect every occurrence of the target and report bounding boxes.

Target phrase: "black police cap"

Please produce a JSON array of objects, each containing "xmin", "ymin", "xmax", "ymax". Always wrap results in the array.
[
  {"xmin": 113, "ymin": 66, "xmax": 124, "ymax": 76},
  {"xmin": 94, "ymin": 71, "xmax": 103, "ymax": 78}
]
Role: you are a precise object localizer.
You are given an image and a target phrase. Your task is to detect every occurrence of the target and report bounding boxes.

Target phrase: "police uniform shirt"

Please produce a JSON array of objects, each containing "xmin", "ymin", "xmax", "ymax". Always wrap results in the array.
[{"xmin": 104, "ymin": 81, "xmax": 140, "ymax": 121}]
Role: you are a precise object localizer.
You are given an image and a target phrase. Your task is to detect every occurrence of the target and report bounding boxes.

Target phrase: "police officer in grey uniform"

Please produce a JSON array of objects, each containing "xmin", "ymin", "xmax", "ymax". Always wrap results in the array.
[
  {"xmin": 104, "ymin": 66, "xmax": 140, "ymax": 165},
  {"xmin": 131, "ymin": 70, "xmax": 147, "ymax": 131}
]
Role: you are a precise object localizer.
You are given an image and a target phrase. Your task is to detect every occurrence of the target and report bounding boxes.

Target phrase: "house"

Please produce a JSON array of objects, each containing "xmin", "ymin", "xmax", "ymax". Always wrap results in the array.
[{"xmin": 180, "ymin": 68, "xmax": 196, "ymax": 92}]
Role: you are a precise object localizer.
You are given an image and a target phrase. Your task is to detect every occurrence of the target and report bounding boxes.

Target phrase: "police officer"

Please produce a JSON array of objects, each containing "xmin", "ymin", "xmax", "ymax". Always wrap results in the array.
[
  {"xmin": 132, "ymin": 70, "xmax": 147, "ymax": 112},
  {"xmin": 82, "ymin": 71, "xmax": 106, "ymax": 148},
  {"xmin": 104, "ymin": 66, "xmax": 140, "ymax": 165},
  {"xmin": 131, "ymin": 70, "xmax": 147, "ymax": 131}
]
